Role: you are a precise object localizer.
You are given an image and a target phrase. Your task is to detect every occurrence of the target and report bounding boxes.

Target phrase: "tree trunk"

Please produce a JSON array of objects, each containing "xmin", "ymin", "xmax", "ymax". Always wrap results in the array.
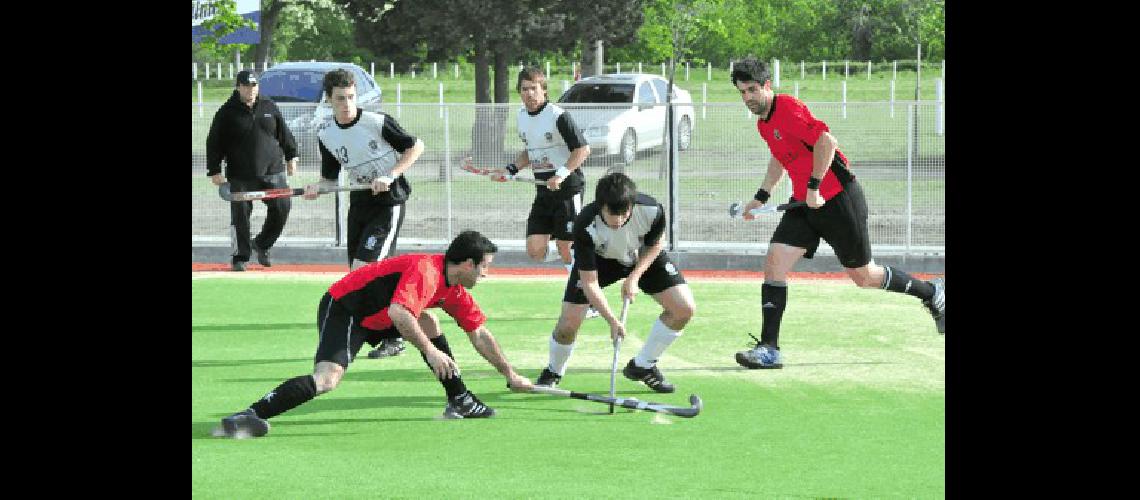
[
  {"xmin": 474, "ymin": 40, "xmax": 490, "ymax": 104},
  {"xmin": 470, "ymin": 40, "xmax": 499, "ymax": 166},
  {"xmin": 486, "ymin": 49, "xmax": 512, "ymax": 164},
  {"xmin": 493, "ymin": 50, "xmax": 511, "ymax": 104},
  {"xmin": 580, "ymin": 39, "xmax": 597, "ymax": 77},
  {"xmin": 254, "ymin": 0, "xmax": 286, "ymax": 68}
]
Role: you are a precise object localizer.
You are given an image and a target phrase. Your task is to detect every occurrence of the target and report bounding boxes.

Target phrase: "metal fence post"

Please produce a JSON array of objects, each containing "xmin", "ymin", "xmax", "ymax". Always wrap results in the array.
[
  {"xmin": 445, "ymin": 107, "xmax": 453, "ymax": 242},
  {"xmin": 842, "ymin": 81, "xmax": 847, "ymax": 119},
  {"xmin": 890, "ymin": 80, "xmax": 895, "ymax": 118},
  {"xmin": 197, "ymin": 80, "xmax": 204, "ymax": 118},
  {"xmin": 701, "ymin": 83, "xmax": 706, "ymax": 120},
  {"xmin": 906, "ymin": 104, "xmax": 914, "ymax": 259},
  {"xmin": 935, "ymin": 78, "xmax": 944, "ymax": 135}
]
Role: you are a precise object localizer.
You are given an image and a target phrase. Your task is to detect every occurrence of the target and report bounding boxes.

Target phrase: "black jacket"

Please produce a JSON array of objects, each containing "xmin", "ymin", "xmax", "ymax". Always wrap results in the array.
[{"xmin": 206, "ymin": 91, "xmax": 298, "ymax": 179}]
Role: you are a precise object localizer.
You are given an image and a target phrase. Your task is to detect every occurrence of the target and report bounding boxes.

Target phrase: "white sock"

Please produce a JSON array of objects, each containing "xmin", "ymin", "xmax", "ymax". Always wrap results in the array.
[
  {"xmin": 544, "ymin": 240, "xmax": 561, "ymax": 262},
  {"xmin": 634, "ymin": 318, "xmax": 682, "ymax": 368},
  {"xmin": 549, "ymin": 335, "xmax": 575, "ymax": 375}
]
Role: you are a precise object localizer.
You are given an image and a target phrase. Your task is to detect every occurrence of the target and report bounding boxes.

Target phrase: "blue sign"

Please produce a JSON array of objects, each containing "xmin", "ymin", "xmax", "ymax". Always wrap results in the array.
[{"xmin": 192, "ymin": 0, "xmax": 260, "ymax": 45}]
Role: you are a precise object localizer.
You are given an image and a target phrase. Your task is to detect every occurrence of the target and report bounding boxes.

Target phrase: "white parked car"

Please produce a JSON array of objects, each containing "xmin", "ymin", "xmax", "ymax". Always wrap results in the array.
[{"xmin": 558, "ymin": 73, "xmax": 696, "ymax": 165}]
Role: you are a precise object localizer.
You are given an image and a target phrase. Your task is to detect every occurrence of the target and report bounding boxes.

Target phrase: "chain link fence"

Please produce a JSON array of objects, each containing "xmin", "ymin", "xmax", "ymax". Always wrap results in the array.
[{"xmin": 192, "ymin": 101, "xmax": 943, "ymax": 257}]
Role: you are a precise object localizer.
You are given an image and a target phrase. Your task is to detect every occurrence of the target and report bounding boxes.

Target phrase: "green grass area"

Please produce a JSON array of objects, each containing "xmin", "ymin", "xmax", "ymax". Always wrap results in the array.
[
  {"xmin": 193, "ymin": 68, "xmax": 945, "ymax": 105},
  {"xmin": 192, "ymin": 277, "xmax": 944, "ymax": 497}
]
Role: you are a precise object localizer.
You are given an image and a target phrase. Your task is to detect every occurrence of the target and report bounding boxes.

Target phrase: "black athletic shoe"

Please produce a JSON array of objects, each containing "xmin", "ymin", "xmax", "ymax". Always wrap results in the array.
[
  {"xmin": 217, "ymin": 409, "xmax": 270, "ymax": 438},
  {"xmin": 442, "ymin": 391, "xmax": 496, "ymax": 419},
  {"xmin": 253, "ymin": 242, "xmax": 272, "ymax": 267},
  {"xmin": 367, "ymin": 337, "xmax": 406, "ymax": 359},
  {"xmin": 535, "ymin": 367, "xmax": 562, "ymax": 387},
  {"xmin": 923, "ymin": 277, "xmax": 945, "ymax": 334},
  {"xmin": 231, "ymin": 260, "xmax": 247, "ymax": 272},
  {"xmin": 622, "ymin": 359, "xmax": 676, "ymax": 393}
]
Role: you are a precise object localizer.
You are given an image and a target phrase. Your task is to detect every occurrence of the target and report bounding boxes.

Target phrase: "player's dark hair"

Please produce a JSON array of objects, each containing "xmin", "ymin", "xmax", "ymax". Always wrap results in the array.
[
  {"xmin": 322, "ymin": 68, "xmax": 356, "ymax": 98},
  {"xmin": 731, "ymin": 57, "xmax": 770, "ymax": 86},
  {"xmin": 445, "ymin": 230, "xmax": 498, "ymax": 266},
  {"xmin": 595, "ymin": 172, "xmax": 638, "ymax": 215},
  {"xmin": 516, "ymin": 66, "xmax": 548, "ymax": 93}
]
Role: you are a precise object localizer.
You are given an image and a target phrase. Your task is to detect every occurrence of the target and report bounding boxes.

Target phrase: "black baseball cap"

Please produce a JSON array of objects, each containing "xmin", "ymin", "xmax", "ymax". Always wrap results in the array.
[{"xmin": 236, "ymin": 70, "xmax": 258, "ymax": 86}]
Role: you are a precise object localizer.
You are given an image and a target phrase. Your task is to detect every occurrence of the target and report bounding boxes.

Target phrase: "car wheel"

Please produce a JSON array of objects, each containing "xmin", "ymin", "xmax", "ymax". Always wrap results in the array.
[
  {"xmin": 620, "ymin": 129, "xmax": 637, "ymax": 165},
  {"xmin": 678, "ymin": 116, "xmax": 692, "ymax": 151}
]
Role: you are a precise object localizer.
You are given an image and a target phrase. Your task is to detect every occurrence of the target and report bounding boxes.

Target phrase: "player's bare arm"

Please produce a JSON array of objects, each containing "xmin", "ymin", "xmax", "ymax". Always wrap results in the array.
[
  {"xmin": 549, "ymin": 145, "xmax": 591, "ymax": 190},
  {"xmin": 579, "ymin": 269, "xmax": 627, "ymax": 341},
  {"xmin": 743, "ymin": 157, "xmax": 786, "ymax": 220},
  {"xmin": 388, "ymin": 303, "xmax": 457, "ymax": 379},
  {"xmin": 466, "ymin": 325, "xmax": 533, "ymax": 390},
  {"xmin": 623, "ymin": 236, "xmax": 666, "ymax": 302},
  {"xmin": 372, "ymin": 138, "xmax": 424, "ymax": 194},
  {"xmin": 807, "ymin": 131, "xmax": 838, "ymax": 208}
]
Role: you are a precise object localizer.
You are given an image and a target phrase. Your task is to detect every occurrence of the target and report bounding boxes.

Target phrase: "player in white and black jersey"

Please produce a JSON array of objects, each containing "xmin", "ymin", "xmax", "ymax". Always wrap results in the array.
[
  {"xmin": 534, "ymin": 172, "xmax": 697, "ymax": 393},
  {"xmin": 510, "ymin": 67, "xmax": 590, "ymax": 267},
  {"xmin": 303, "ymin": 68, "xmax": 426, "ymax": 359},
  {"xmin": 466, "ymin": 66, "xmax": 599, "ymax": 317}
]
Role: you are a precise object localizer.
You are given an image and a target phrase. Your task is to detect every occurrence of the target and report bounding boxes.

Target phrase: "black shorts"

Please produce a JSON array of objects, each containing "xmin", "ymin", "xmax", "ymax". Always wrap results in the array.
[
  {"xmin": 562, "ymin": 252, "xmax": 687, "ymax": 304},
  {"xmin": 347, "ymin": 202, "xmax": 407, "ymax": 263},
  {"xmin": 770, "ymin": 180, "xmax": 872, "ymax": 268},
  {"xmin": 314, "ymin": 293, "xmax": 400, "ymax": 368},
  {"xmin": 526, "ymin": 192, "xmax": 583, "ymax": 241}
]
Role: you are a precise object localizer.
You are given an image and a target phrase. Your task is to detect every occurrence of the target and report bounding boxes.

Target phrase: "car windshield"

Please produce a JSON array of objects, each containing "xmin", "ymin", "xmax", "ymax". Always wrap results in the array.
[
  {"xmin": 559, "ymin": 83, "xmax": 635, "ymax": 103},
  {"xmin": 258, "ymin": 70, "xmax": 326, "ymax": 103}
]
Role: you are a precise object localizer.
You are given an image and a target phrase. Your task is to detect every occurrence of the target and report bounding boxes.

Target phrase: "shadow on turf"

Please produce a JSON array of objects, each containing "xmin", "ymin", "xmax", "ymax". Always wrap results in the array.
[
  {"xmin": 193, "ymin": 357, "xmax": 312, "ymax": 368},
  {"xmin": 192, "ymin": 322, "xmax": 312, "ymax": 332}
]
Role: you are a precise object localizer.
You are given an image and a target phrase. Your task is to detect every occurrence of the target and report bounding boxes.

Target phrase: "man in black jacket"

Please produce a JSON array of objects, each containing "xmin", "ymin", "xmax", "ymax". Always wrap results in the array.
[{"xmin": 206, "ymin": 70, "xmax": 300, "ymax": 271}]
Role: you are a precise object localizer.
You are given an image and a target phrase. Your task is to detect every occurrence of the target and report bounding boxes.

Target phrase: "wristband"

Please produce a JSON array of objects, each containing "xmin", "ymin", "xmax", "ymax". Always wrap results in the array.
[
  {"xmin": 554, "ymin": 166, "xmax": 572, "ymax": 179},
  {"xmin": 505, "ymin": 163, "xmax": 519, "ymax": 176},
  {"xmin": 377, "ymin": 176, "xmax": 394, "ymax": 185},
  {"xmin": 807, "ymin": 177, "xmax": 822, "ymax": 190},
  {"xmin": 754, "ymin": 188, "xmax": 770, "ymax": 203}
]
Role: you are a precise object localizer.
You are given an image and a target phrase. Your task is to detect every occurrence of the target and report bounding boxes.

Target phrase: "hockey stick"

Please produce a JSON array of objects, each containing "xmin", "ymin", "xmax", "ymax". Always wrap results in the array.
[
  {"xmin": 728, "ymin": 201, "xmax": 807, "ymax": 219},
  {"xmin": 459, "ymin": 158, "xmax": 545, "ymax": 185},
  {"xmin": 610, "ymin": 297, "xmax": 631, "ymax": 414},
  {"xmin": 529, "ymin": 385, "xmax": 702, "ymax": 418},
  {"xmin": 218, "ymin": 183, "xmax": 372, "ymax": 202}
]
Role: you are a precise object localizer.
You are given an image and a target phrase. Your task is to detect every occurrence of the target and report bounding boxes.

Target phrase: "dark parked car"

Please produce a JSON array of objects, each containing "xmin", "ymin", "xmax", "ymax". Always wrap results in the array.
[{"xmin": 256, "ymin": 62, "xmax": 383, "ymax": 161}]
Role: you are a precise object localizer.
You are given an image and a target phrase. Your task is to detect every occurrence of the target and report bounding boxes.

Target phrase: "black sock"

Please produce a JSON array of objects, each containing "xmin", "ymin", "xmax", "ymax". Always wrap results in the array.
[
  {"xmin": 760, "ymin": 283, "xmax": 787, "ymax": 349},
  {"xmin": 249, "ymin": 374, "xmax": 317, "ymax": 420},
  {"xmin": 420, "ymin": 335, "xmax": 468, "ymax": 399},
  {"xmin": 882, "ymin": 266, "xmax": 935, "ymax": 301}
]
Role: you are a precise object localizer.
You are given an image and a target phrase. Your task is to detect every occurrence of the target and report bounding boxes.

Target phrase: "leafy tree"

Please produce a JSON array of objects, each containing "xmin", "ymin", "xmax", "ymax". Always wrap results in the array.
[{"xmin": 195, "ymin": 0, "xmax": 257, "ymax": 62}]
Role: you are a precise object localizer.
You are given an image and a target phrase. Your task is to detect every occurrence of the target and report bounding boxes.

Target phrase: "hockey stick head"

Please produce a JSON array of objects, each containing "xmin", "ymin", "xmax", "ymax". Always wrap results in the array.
[
  {"xmin": 729, "ymin": 202, "xmax": 775, "ymax": 218},
  {"xmin": 728, "ymin": 202, "xmax": 744, "ymax": 218}
]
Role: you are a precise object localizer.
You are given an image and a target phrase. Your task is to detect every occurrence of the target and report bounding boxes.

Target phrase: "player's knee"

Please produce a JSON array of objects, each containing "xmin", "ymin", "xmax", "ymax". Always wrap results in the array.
[
  {"xmin": 671, "ymin": 302, "xmax": 695, "ymax": 326},
  {"xmin": 849, "ymin": 271, "xmax": 878, "ymax": 288},
  {"xmin": 313, "ymin": 367, "xmax": 345, "ymax": 394},
  {"xmin": 419, "ymin": 311, "xmax": 441, "ymax": 338},
  {"xmin": 552, "ymin": 325, "xmax": 578, "ymax": 344}
]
